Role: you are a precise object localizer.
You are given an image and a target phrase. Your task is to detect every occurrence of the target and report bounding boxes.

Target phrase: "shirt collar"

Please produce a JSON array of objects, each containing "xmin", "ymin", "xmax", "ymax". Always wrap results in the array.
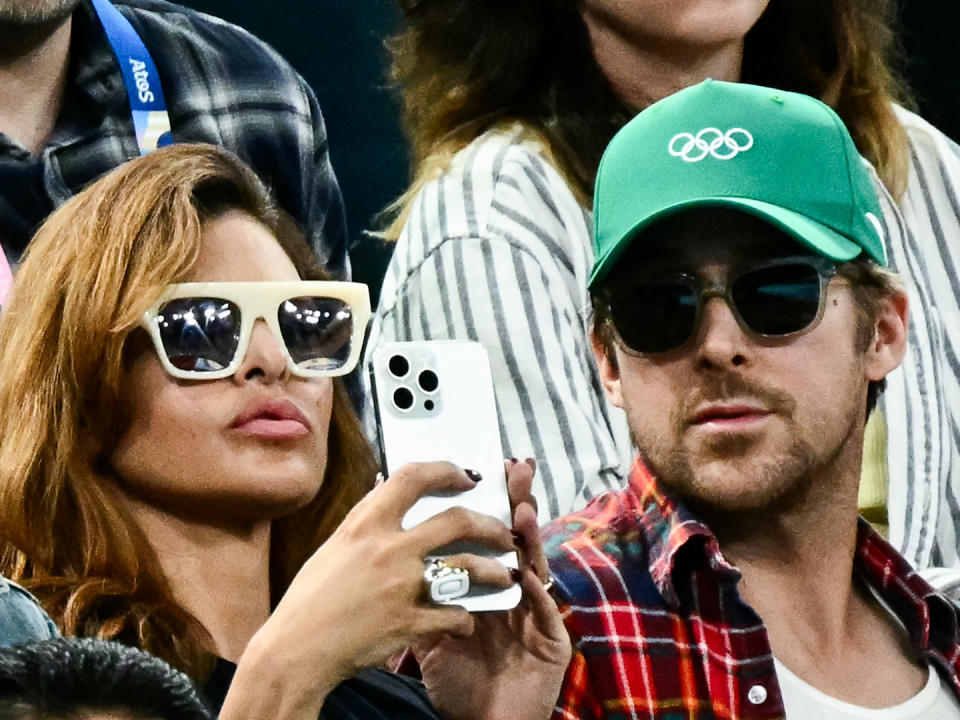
[
  {"xmin": 626, "ymin": 456, "xmax": 739, "ymax": 606},
  {"xmin": 628, "ymin": 457, "xmax": 959, "ymax": 661},
  {"xmin": 853, "ymin": 519, "xmax": 960, "ymax": 663}
]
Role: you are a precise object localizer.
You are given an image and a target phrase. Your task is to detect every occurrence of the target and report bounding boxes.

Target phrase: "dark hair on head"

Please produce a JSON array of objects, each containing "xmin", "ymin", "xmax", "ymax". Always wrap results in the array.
[
  {"xmin": 0, "ymin": 144, "xmax": 377, "ymax": 681},
  {"xmin": 0, "ymin": 637, "xmax": 210, "ymax": 720},
  {"xmin": 835, "ymin": 257, "xmax": 903, "ymax": 417},
  {"xmin": 385, "ymin": 0, "xmax": 911, "ymax": 238}
]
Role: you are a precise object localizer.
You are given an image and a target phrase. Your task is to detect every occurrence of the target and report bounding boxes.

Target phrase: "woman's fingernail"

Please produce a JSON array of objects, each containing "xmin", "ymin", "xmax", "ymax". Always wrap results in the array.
[
  {"xmin": 509, "ymin": 568, "xmax": 522, "ymax": 583},
  {"xmin": 508, "ymin": 457, "xmax": 518, "ymax": 464},
  {"xmin": 511, "ymin": 530, "xmax": 526, "ymax": 548},
  {"xmin": 464, "ymin": 469, "xmax": 483, "ymax": 483},
  {"xmin": 524, "ymin": 457, "xmax": 537, "ymax": 473}
]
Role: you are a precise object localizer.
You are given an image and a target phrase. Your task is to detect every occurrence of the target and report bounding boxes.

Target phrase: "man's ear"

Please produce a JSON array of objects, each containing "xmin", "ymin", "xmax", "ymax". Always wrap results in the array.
[
  {"xmin": 591, "ymin": 326, "xmax": 625, "ymax": 408},
  {"xmin": 864, "ymin": 288, "xmax": 909, "ymax": 383}
]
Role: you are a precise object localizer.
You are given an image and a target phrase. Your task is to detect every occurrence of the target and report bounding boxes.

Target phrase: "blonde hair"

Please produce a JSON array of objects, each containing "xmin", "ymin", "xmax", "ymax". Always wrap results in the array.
[
  {"xmin": 384, "ymin": 0, "xmax": 911, "ymax": 240},
  {"xmin": 0, "ymin": 144, "xmax": 376, "ymax": 679}
]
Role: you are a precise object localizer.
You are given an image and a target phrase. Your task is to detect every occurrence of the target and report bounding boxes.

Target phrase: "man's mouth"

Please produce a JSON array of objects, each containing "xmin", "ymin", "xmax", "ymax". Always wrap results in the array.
[{"xmin": 689, "ymin": 402, "xmax": 772, "ymax": 429}]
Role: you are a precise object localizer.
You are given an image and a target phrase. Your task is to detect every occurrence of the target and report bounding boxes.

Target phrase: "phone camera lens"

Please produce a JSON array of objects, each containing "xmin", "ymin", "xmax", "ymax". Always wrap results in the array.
[
  {"xmin": 424, "ymin": 399, "xmax": 435, "ymax": 411},
  {"xmin": 418, "ymin": 369, "xmax": 439, "ymax": 393},
  {"xmin": 388, "ymin": 354, "xmax": 409, "ymax": 378},
  {"xmin": 392, "ymin": 386, "xmax": 414, "ymax": 411}
]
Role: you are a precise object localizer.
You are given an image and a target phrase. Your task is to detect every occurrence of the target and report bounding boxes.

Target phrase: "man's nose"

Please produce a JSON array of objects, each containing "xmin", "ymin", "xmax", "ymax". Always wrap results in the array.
[{"xmin": 694, "ymin": 294, "xmax": 750, "ymax": 369}]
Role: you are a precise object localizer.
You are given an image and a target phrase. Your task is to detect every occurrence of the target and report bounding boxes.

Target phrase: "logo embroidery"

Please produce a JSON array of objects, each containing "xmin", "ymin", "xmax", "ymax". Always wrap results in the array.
[{"xmin": 669, "ymin": 128, "xmax": 754, "ymax": 162}]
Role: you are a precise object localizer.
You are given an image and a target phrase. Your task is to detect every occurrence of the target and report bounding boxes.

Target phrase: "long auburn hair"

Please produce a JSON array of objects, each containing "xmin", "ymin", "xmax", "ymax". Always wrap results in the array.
[
  {"xmin": 0, "ymin": 144, "xmax": 377, "ymax": 679},
  {"xmin": 385, "ymin": 0, "xmax": 911, "ymax": 237}
]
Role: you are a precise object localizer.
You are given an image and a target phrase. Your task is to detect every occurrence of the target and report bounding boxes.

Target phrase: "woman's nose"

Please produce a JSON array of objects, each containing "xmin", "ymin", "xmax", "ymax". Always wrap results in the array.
[{"xmin": 234, "ymin": 319, "xmax": 288, "ymax": 383}]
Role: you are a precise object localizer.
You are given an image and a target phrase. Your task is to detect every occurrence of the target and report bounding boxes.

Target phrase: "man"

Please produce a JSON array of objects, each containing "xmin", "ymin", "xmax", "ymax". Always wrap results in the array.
[
  {"xmin": 0, "ymin": 576, "xmax": 57, "ymax": 649},
  {"xmin": 545, "ymin": 80, "xmax": 960, "ymax": 718},
  {"xmin": 0, "ymin": 0, "xmax": 347, "ymax": 277},
  {"xmin": 0, "ymin": 637, "xmax": 210, "ymax": 719}
]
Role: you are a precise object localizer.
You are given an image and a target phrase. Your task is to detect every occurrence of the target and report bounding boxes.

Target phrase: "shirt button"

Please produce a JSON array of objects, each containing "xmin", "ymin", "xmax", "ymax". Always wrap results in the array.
[{"xmin": 747, "ymin": 685, "xmax": 768, "ymax": 705}]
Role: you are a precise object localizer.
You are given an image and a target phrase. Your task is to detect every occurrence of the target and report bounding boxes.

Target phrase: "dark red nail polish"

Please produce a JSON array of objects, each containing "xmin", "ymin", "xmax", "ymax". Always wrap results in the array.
[
  {"xmin": 509, "ymin": 568, "xmax": 522, "ymax": 583},
  {"xmin": 524, "ymin": 457, "xmax": 537, "ymax": 472},
  {"xmin": 465, "ymin": 469, "xmax": 482, "ymax": 483},
  {"xmin": 512, "ymin": 530, "xmax": 526, "ymax": 548},
  {"xmin": 508, "ymin": 457, "xmax": 518, "ymax": 464}
]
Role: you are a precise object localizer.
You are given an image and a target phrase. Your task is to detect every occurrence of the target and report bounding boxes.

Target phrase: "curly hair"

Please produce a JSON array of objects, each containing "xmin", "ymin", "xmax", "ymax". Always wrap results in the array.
[
  {"xmin": 0, "ymin": 144, "xmax": 376, "ymax": 680},
  {"xmin": 385, "ymin": 0, "xmax": 911, "ymax": 237}
]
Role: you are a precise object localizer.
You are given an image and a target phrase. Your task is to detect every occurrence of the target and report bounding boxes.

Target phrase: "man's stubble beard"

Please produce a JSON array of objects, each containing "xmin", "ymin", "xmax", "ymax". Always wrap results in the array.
[
  {"xmin": 0, "ymin": 0, "xmax": 80, "ymax": 26},
  {"xmin": 648, "ymin": 431, "xmax": 820, "ymax": 522},
  {"xmin": 630, "ymin": 371, "xmax": 857, "ymax": 524},
  {"xmin": 0, "ymin": 0, "xmax": 80, "ymax": 60}
]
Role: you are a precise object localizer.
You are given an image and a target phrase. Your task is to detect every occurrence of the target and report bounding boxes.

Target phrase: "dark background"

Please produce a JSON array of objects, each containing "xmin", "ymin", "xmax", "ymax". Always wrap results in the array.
[
  {"xmin": 182, "ymin": 0, "xmax": 959, "ymax": 299},
  {"xmin": 182, "ymin": 0, "xmax": 407, "ymax": 302},
  {"xmin": 900, "ymin": 0, "xmax": 960, "ymax": 143}
]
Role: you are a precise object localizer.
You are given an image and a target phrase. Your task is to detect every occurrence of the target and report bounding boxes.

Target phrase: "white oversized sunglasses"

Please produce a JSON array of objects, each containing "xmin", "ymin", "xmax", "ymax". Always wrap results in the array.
[{"xmin": 141, "ymin": 281, "xmax": 370, "ymax": 380}]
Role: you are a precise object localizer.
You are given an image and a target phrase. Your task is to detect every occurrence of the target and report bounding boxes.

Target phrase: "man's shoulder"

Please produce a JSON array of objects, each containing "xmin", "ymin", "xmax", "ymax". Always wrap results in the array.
[
  {"xmin": 0, "ymin": 577, "xmax": 58, "ymax": 647},
  {"xmin": 113, "ymin": 0, "xmax": 266, "ymax": 40},
  {"xmin": 110, "ymin": 0, "xmax": 306, "ymax": 88}
]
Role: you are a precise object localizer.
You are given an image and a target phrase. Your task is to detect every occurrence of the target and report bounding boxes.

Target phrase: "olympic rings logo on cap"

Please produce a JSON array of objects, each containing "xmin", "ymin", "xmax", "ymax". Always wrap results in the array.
[{"xmin": 668, "ymin": 128, "xmax": 754, "ymax": 162}]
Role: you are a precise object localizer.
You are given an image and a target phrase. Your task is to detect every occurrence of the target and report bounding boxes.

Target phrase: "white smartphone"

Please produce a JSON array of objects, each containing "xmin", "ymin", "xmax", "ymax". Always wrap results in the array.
[{"xmin": 369, "ymin": 340, "xmax": 521, "ymax": 612}]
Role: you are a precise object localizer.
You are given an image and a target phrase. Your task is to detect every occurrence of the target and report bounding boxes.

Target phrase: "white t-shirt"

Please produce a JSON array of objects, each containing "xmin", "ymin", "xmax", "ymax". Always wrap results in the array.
[
  {"xmin": 775, "ymin": 659, "xmax": 960, "ymax": 719},
  {"xmin": 776, "ymin": 580, "xmax": 960, "ymax": 719}
]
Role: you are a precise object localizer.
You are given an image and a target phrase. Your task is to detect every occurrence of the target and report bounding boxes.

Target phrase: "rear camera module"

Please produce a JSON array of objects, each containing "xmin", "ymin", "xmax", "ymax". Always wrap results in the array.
[
  {"xmin": 392, "ymin": 386, "xmax": 414, "ymax": 411},
  {"xmin": 418, "ymin": 369, "xmax": 439, "ymax": 393},
  {"xmin": 388, "ymin": 354, "xmax": 410, "ymax": 378}
]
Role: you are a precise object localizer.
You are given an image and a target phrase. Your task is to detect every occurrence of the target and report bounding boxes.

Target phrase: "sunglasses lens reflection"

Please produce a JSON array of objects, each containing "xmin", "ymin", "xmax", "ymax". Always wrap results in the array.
[
  {"xmin": 733, "ymin": 262, "xmax": 822, "ymax": 336},
  {"xmin": 156, "ymin": 297, "xmax": 241, "ymax": 373},
  {"xmin": 278, "ymin": 297, "xmax": 354, "ymax": 372}
]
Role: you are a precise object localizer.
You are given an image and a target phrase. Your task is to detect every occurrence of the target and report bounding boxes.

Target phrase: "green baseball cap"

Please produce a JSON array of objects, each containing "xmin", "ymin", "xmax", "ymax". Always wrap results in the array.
[{"xmin": 589, "ymin": 79, "xmax": 887, "ymax": 288}]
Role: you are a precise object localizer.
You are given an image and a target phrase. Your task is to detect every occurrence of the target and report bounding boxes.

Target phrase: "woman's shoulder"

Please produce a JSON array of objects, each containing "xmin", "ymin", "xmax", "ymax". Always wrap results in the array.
[
  {"xmin": 894, "ymin": 104, "xmax": 960, "ymax": 165},
  {"xmin": 412, "ymin": 125, "xmax": 589, "ymax": 243},
  {"xmin": 451, "ymin": 125, "xmax": 565, "ymax": 182}
]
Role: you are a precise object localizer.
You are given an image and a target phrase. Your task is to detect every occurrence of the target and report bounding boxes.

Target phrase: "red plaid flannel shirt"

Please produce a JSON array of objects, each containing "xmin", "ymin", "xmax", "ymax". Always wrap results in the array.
[{"xmin": 543, "ymin": 457, "xmax": 960, "ymax": 719}]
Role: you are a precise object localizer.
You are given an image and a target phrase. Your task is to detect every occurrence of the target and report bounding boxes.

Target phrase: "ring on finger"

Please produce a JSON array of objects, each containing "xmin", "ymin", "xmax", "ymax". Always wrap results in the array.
[{"xmin": 423, "ymin": 558, "xmax": 471, "ymax": 604}]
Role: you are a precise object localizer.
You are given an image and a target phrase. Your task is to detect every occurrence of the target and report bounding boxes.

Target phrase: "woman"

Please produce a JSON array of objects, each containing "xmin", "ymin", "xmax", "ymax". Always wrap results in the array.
[
  {"xmin": 368, "ymin": 0, "xmax": 960, "ymax": 572},
  {"xmin": 0, "ymin": 144, "xmax": 569, "ymax": 719}
]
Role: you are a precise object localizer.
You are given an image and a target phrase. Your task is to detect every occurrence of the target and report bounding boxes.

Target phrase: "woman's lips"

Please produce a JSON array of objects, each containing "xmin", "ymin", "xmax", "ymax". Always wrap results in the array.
[{"xmin": 230, "ymin": 398, "xmax": 311, "ymax": 439}]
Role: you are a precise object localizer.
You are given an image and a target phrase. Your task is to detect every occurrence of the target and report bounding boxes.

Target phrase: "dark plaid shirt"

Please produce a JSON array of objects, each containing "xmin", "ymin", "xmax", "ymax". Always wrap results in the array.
[
  {"xmin": 544, "ymin": 457, "xmax": 960, "ymax": 719},
  {"xmin": 0, "ymin": 0, "xmax": 347, "ymax": 277}
]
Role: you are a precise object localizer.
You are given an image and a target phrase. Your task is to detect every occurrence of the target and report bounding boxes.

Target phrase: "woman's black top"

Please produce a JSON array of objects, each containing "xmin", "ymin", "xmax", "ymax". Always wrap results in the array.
[{"xmin": 203, "ymin": 659, "xmax": 444, "ymax": 719}]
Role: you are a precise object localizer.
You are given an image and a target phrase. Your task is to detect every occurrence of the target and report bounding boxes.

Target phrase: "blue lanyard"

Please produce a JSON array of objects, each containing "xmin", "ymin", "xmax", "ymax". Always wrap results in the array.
[{"xmin": 89, "ymin": 0, "xmax": 173, "ymax": 154}]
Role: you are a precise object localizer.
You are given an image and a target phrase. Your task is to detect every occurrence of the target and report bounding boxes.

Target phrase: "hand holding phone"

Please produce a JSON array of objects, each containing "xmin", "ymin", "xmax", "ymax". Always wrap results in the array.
[{"xmin": 370, "ymin": 340, "xmax": 521, "ymax": 612}]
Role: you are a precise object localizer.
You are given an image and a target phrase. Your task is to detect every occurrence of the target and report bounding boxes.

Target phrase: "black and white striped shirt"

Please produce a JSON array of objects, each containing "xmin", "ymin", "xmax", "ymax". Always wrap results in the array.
[{"xmin": 883, "ymin": 107, "xmax": 960, "ymax": 571}]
